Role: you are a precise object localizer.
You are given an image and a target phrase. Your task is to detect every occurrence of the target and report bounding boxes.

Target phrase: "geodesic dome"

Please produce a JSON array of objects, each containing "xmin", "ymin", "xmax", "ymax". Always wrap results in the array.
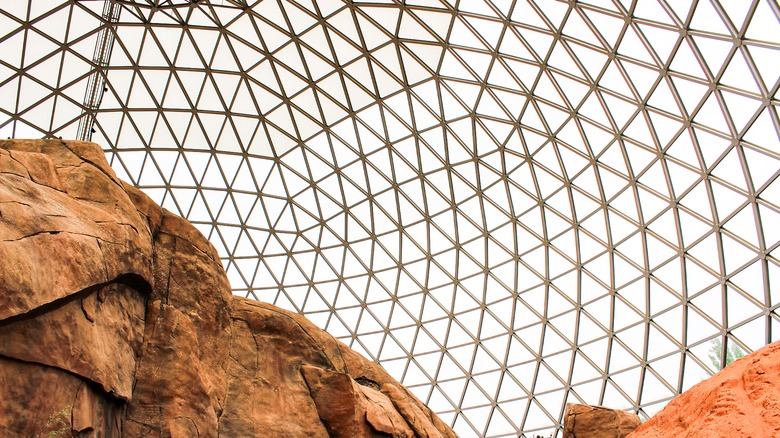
[{"xmin": 2, "ymin": 0, "xmax": 779, "ymax": 436}]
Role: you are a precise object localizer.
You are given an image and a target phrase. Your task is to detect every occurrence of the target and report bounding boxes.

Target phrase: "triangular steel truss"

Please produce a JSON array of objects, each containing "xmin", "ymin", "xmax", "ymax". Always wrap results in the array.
[{"xmin": 1, "ymin": 0, "xmax": 779, "ymax": 436}]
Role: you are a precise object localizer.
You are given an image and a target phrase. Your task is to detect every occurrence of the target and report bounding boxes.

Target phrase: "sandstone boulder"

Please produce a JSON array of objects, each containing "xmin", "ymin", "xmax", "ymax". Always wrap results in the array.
[
  {"xmin": 0, "ymin": 140, "xmax": 153, "ymax": 322},
  {"xmin": 0, "ymin": 139, "xmax": 455, "ymax": 438},
  {"xmin": 302, "ymin": 364, "xmax": 415, "ymax": 437},
  {"xmin": 629, "ymin": 341, "xmax": 780, "ymax": 438},
  {"xmin": 562, "ymin": 403, "xmax": 641, "ymax": 438}
]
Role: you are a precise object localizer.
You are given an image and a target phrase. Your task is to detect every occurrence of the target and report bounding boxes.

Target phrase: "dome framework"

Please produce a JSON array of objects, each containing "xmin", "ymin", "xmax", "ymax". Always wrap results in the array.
[{"xmin": 2, "ymin": 0, "xmax": 780, "ymax": 436}]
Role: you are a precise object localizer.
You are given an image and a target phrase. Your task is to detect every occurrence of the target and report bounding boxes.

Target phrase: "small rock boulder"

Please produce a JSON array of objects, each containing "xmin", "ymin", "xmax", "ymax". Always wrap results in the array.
[{"xmin": 563, "ymin": 403, "xmax": 641, "ymax": 438}]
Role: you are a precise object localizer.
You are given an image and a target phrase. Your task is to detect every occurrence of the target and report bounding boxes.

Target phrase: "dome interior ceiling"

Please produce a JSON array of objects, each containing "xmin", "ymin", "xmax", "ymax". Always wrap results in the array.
[{"xmin": 2, "ymin": 0, "xmax": 780, "ymax": 436}]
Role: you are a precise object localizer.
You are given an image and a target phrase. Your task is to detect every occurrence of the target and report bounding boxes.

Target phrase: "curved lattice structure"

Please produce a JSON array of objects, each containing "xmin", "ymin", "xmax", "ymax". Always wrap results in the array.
[{"xmin": 2, "ymin": 0, "xmax": 779, "ymax": 436}]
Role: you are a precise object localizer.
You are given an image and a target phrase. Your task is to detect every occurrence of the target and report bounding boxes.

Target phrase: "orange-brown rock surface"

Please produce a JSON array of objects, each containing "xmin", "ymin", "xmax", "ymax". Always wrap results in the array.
[
  {"xmin": 562, "ymin": 403, "xmax": 641, "ymax": 438},
  {"xmin": 0, "ymin": 139, "xmax": 456, "ymax": 438},
  {"xmin": 629, "ymin": 341, "xmax": 780, "ymax": 438}
]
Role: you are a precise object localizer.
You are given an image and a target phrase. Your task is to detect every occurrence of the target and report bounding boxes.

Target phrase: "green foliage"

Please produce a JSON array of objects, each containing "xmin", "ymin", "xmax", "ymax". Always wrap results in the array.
[
  {"xmin": 708, "ymin": 338, "xmax": 745, "ymax": 370},
  {"xmin": 34, "ymin": 407, "xmax": 71, "ymax": 438}
]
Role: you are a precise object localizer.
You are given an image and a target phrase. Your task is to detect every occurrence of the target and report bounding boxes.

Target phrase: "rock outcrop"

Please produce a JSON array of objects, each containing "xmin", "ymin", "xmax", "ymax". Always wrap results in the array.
[
  {"xmin": 562, "ymin": 403, "xmax": 641, "ymax": 437},
  {"xmin": 628, "ymin": 340, "xmax": 780, "ymax": 438},
  {"xmin": 0, "ymin": 139, "xmax": 456, "ymax": 438}
]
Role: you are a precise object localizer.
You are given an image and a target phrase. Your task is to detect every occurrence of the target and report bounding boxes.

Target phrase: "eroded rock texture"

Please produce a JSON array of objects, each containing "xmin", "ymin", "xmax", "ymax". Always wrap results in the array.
[
  {"xmin": 0, "ymin": 139, "xmax": 456, "ymax": 438},
  {"xmin": 629, "ymin": 341, "xmax": 780, "ymax": 438},
  {"xmin": 562, "ymin": 403, "xmax": 640, "ymax": 438}
]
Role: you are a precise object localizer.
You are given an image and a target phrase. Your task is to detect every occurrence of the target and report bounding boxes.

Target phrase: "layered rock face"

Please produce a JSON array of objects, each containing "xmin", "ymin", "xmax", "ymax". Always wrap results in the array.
[
  {"xmin": 0, "ymin": 139, "xmax": 455, "ymax": 438},
  {"xmin": 629, "ymin": 340, "xmax": 780, "ymax": 438}
]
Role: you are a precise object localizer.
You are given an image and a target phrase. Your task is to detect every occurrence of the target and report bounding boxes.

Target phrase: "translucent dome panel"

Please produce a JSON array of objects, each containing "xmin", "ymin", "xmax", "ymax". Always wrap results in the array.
[{"xmin": 1, "ymin": 0, "xmax": 780, "ymax": 436}]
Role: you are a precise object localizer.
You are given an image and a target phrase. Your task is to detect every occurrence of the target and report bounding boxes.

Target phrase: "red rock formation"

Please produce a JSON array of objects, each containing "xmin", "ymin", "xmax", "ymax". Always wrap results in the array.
[
  {"xmin": 629, "ymin": 341, "xmax": 780, "ymax": 438},
  {"xmin": 0, "ymin": 139, "xmax": 456, "ymax": 438},
  {"xmin": 0, "ymin": 140, "xmax": 152, "ymax": 322},
  {"xmin": 562, "ymin": 403, "xmax": 641, "ymax": 437}
]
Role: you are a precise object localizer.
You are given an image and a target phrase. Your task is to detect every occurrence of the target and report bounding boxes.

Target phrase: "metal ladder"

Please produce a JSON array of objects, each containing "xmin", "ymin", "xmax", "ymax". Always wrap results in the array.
[{"xmin": 76, "ymin": 0, "xmax": 121, "ymax": 141}]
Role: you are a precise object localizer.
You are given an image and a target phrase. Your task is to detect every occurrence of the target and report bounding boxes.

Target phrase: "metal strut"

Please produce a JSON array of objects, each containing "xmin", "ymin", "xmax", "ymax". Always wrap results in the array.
[{"xmin": 76, "ymin": 0, "xmax": 121, "ymax": 141}]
